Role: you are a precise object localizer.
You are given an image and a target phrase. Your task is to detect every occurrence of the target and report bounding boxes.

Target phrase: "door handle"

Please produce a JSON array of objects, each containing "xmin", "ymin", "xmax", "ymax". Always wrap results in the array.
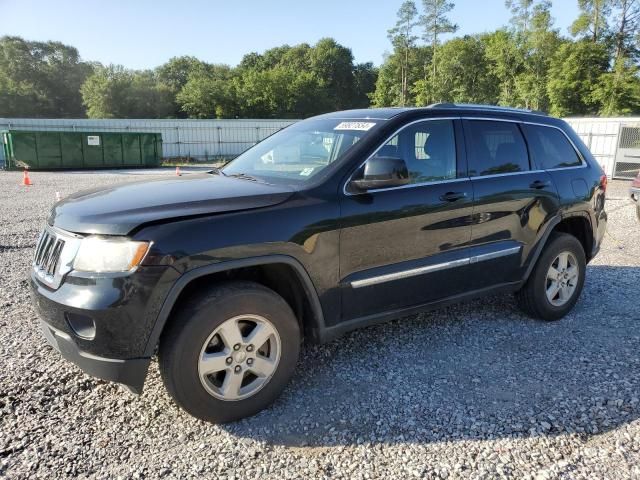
[
  {"xmin": 530, "ymin": 180, "xmax": 551, "ymax": 189},
  {"xmin": 440, "ymin": 191, "xmax": 467, "ymax": 202}
]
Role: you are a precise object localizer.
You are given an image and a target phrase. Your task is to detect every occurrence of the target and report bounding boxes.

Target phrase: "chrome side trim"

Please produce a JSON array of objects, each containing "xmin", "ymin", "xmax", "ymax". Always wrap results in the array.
[
  {"xmin": 469, "ymin": 246, "xmax": 522, "ymax": 264},
  {"xmin": 351, "ymin": 258, "xmax": 469, "ymax": 289},
  {"xmin": 471, "ymin": 169, "xmax": 545, "ymax": 180},
  {"xmin": 350, "ymin": 245, "xmax": 522, "ymax": 288}
]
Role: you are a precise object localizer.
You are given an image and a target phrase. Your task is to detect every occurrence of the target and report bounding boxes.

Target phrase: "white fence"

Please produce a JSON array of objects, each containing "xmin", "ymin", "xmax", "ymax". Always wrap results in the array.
[
  {"xmin": 0, "ymin": 118, "xmax": 297, "ymax": 163},
  {"xmin": 564, "ymin": 118, "xmax": 621, "ymax": 178},
  {"xmin": 2, "ymin": 116, "xmax": 639, "ymax": 178}
]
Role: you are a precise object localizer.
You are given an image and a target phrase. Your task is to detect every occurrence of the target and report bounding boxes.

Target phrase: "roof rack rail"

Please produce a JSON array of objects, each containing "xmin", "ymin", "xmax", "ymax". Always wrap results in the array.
[{"xmin": 427, "ymin": 103, "xmax": 548, "ymax": 116}]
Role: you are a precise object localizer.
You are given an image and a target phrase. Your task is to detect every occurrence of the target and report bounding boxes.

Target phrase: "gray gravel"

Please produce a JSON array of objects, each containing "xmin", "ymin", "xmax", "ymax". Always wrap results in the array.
[{"xmin": 1, "ymin": 169, "xmax": 639, "ymax": 479}]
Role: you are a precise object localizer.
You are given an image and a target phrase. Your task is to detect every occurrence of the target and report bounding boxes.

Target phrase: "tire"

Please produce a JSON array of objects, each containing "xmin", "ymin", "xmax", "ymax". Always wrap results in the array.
[
  {"xmin": 159, "ymin": 281, "xmax": 300, "ymax": 423},
  {"xmin": 516, "ymin": 232, "xmax": 586, "ymax": 321},
  {"xmin": 636, "ymin": 205, "xmax": 640, "ymax": 222}
]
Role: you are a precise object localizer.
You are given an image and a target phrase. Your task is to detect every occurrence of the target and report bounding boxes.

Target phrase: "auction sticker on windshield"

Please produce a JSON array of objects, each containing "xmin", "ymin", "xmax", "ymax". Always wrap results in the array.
[{"xmin": 334, "ymin": 122, "xmax": 376, "ymax": 131}]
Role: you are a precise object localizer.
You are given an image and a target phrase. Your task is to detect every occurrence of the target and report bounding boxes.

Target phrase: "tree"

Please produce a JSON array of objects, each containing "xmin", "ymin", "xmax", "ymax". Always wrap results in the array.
[
  {"xmin": 308, "ymin": 38, "xmax": 358, "ymax": 111},
  {"xmin": 483, "ymin": 30, "xmax": 522, "ymax": 106},
  {"xmin": 547, "ymin": 40, "xmax": 610, "ymax": 116},
  {"xmin": 353, "ymin": 62, "xmax": 379, "ymax": 108},
  {"xmin": 388, "ymin": 1, "xmax": 420, "ymax": 106},
  {"xmin": 593, "ymin": 57, "xmax": 640, "ymax": 115},
  {"xmin": 416, "ymin": 36, "xmax": 498, "ymax": 105},
  {"xmin": 570, "ymin": 0, "xmax": 613, "ymax": 42},
  {"xmin": 506, "ymin": 0, "xmax": 537, "ymax": 34},
  {"xmin": 81, "ymin": 65, "xmax": 174, "ymax": 118},
  {"xmin": 373, "ymin": 46, "xmax": 432, "ymax": 107},
  {"xmin": 175, "ymin": 64, "xmax": 238, "ymax": 118},
  {"xmin": 420, "ymin": 0, "xmax": 458, "ymax": 103},
  {"xmin": 611, "ymin": 0, "xmax": 640, "ymax": 60},
  {"xmin": 156, "ymin": 56, "xmax": 209, "ymax": 117},
  {"xmin": 0, "ymin": 36, "xmax": 92, "ymax": 118},
  {"xmin": 506, "ymin": 0, "xmax": 560, "ymax": 111}
]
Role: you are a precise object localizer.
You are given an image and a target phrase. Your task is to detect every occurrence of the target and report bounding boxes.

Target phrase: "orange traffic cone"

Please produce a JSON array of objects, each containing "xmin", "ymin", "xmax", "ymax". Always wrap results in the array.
[
  {"xmin": 23, "ymin": 169, "xmax": 32, "ymax": 186},
  {"xmin": 176, "ymin": 166, "xmax": 181, "ymax": 176}
]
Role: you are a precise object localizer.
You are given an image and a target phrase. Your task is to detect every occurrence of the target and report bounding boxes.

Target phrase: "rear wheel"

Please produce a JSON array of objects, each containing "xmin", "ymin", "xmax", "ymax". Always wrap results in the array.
[
  {"xmin": 159, "ymin": 281, "xmax": 300, "ymax": 423},
  {"xmin": 516, "ymin": 232, "xmax": 586, "ymax": 321}
]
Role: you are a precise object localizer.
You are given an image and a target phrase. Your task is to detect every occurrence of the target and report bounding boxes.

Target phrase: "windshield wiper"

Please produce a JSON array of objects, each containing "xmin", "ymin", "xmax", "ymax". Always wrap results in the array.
[
  {"xmin": 206, "ymin": 167, "xmax": 227, "ymax": 176},
  {"xmin": 227, "ymin": 172, "xmax": 261, "ymax": 182}
]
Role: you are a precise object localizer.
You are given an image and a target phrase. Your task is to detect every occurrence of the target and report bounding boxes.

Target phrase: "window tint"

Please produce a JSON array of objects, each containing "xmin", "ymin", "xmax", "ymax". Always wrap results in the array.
[
  {"xmin": 466, "ymin": 121, "xmax": 530, "ymax": 177},
  {"xmin": 523, "ymin": 124, "xmax": 582, "ymax": 169},
  {"xmin": 376, "ymin": 120, "xmax": 456, "ymax": 184}
]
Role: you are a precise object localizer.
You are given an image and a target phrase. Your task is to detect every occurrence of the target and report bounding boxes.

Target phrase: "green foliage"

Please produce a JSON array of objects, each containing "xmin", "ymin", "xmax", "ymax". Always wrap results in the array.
[
  {"xmin": 388, "ymin": 1, "xmax": 420, "ymax": 105},
  {"xmin": 5, "ymin": 0, "xmax": 640, "ymax": 119},
  {"xmin": 547, "ymin": 41, "xmax": 610, "ymax": 116},
  {"xmin": 593, "ymin": 57, "xmax": 640, "ymax": 115},
  {"xmin": 176, "ymin": 64, "xmax": 237, "ymax": 118},
  {"xmin": 427, "ymin": 36, "xmax": 499, "ymax": 105},
  {"xmin": 0, "ymin": 36, "xmax": 92, "ymax": 118},
  {"xmin": 571, "ymin": 0, "xmax": 612, "ymax": 42},
  {"xmin": 419, "ymin": 0, "xmax": 458, "ymax": 104},
  {"xmin": 81, "ymin": 65, "xmax": 174, "ymax": 118}
]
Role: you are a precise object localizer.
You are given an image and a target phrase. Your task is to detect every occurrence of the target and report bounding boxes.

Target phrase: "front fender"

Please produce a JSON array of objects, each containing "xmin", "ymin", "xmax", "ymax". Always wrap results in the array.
[{"xmin": 142, "ymin": 255, "xmax": 326, "ymax": 356}]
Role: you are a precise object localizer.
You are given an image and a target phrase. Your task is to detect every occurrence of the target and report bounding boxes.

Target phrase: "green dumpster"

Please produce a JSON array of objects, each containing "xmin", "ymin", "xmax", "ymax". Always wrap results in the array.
[{"xmin": 1, "ymin": 130, "xmax": 162, "ymax": 170}]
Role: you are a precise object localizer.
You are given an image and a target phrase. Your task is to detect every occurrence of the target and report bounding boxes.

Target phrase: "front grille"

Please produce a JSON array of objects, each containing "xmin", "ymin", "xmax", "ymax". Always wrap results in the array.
[{"xmin": 33, "ymin": 230, "xmax": 65, "ymax": 279}]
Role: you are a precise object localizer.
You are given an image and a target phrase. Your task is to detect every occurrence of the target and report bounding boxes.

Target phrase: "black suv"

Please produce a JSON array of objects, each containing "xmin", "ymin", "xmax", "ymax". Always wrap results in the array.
[{"xmin": 31, "ymin": 104, "xmax": 608, "ymax": 423}]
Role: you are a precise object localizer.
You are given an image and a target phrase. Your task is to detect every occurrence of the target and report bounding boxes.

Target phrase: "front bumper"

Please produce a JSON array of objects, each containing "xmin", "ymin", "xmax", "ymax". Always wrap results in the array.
[
  {"xmin": 30, "ymin": 265, "xmax": 179, "ymax": 392},
  {"xmin": 40, "ymin": 319, "xmax": 150, "ymax": 393}
]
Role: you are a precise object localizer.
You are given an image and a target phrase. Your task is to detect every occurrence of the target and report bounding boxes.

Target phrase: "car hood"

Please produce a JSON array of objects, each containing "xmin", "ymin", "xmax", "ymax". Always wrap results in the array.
[{"xmin": 49, "ymin": 174, "xmax": 295, "ymax": 235}]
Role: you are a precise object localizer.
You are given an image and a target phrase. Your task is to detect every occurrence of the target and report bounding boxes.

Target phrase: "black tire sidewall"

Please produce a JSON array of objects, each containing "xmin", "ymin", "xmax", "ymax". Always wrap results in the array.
[{"xmin": 160, "ymin": 284, "xmax": 300, "ymax": 423}]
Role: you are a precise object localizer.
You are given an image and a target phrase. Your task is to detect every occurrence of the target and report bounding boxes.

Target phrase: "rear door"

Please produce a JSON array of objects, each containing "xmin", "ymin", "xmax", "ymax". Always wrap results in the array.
[{"xmin": 463, "ymin": 119, "xmax": 560, "ymax": 287}]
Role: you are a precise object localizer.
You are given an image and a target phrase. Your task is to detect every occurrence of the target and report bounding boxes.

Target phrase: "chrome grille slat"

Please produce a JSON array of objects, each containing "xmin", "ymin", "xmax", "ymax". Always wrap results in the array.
[
  {"xmin": 34, "ymin": 232, "xmax": 50, "ymax": 266},
  {"xmin": 33, "ymin": 225, "xmax": 82, "ymax": 290},
  {"xmin": 40, "ymin": 236, "xmax": 55, "ymax": 272}
]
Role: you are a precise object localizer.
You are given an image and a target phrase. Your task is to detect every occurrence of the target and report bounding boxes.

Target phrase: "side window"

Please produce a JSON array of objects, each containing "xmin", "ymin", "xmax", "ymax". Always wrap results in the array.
[
  {"xmin": 376, "ymin": 120, "xmax": 456, "ymax": 183},
  {"xmin": 466, "ymin": 121, "xmax": 530, "ymax": 177},
  {"xmin": 523, "ymin": 125, "xmax": 582, "ymax": 169}
]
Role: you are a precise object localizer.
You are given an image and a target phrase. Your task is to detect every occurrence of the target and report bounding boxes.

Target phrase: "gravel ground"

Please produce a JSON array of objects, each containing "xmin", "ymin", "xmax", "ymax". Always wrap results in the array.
[{"xmin": 1, "ymin": 170, "xmax": 639, "ymax": 479}]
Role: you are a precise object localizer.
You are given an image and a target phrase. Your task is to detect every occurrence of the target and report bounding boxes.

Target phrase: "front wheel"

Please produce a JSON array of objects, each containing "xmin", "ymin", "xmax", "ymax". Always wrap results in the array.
[
  {"xmin": 159, "ymin": 281, "xmax": 300, "ymax": 423},
  {"xmin": 516, "ymin": 232, "xmax": 586, "ymax": 321}
]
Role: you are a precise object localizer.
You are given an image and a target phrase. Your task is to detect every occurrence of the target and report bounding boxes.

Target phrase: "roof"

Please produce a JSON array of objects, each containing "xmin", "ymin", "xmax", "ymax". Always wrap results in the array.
[{"xmin": 315, "ymin": 104, "xmax": 550, "ymax": 121}]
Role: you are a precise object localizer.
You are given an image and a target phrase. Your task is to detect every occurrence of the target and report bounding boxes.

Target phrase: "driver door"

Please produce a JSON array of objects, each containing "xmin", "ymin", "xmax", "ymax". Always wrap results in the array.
[{"xmin": 339, "ymin": 119, "xmax": 475, "ymax": 321}]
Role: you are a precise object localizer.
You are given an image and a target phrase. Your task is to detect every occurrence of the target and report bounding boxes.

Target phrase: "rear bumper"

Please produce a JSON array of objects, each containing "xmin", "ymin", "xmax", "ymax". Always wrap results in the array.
[{"xmin": 40, "ymin": 319, "xmax": 150, "ymax": 393}]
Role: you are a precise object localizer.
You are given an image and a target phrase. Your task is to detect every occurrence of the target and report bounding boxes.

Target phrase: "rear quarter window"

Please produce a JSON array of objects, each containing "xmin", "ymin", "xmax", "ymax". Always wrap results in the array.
[{"xmin": 523, "ymin": 124, "xmax": 583, "ymax": 170}]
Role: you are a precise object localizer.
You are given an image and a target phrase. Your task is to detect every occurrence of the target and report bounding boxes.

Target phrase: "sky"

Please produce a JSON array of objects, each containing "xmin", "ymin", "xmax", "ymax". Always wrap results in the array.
[{"xmin": 1, "ymin": 0, "xmax": 581, "ymax": 69}]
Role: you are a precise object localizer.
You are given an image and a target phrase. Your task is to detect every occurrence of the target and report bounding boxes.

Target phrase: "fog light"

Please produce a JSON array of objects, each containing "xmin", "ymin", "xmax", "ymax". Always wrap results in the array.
[{"xmin": 65, "ymin": 313, "xmax": 96, "ymax": 340}]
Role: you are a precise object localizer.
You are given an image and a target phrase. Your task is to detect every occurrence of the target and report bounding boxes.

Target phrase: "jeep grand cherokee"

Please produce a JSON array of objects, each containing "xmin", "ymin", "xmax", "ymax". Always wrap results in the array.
[{"xmin": 30, "ymin": 104, "xmax": 608, "ymax": 423}]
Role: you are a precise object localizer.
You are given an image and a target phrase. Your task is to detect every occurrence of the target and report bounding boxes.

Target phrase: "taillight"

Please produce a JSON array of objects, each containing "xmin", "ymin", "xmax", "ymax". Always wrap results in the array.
[{"xmin": 600, "ymin": 174, "xmax": 608, "ymax": 193}]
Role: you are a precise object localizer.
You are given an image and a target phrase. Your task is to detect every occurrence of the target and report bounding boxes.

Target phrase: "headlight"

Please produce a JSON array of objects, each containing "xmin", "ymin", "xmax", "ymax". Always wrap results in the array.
[{"xmin": 73, "ymin": 237, "xmax": 150, "ymax": 273}]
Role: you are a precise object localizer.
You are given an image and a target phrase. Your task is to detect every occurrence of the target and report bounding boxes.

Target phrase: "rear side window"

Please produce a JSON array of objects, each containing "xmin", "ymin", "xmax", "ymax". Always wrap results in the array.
[
  {"xmin": 523, "ymin": 124, "xmax": 583, "ymax": 169},
  {"xmin": 465, "ymin": 121, "xmax": 530, "ymax": 177}
]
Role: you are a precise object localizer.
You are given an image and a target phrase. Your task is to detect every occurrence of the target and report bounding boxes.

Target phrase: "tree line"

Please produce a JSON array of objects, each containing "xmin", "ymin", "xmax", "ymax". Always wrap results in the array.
[
  {"xmin": 375, "ymin": 0, "xmax": 640, "ymax": 116},
  {"xmin": 0, "ymin": 0, "xmax": 639, "ymax": 119}
]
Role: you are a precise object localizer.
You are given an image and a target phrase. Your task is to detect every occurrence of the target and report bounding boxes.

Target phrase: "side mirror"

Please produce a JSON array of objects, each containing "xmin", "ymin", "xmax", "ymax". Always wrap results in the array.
[{"xmin": 351, "ymin": 156, "xmax": 410, "ymax": 191}]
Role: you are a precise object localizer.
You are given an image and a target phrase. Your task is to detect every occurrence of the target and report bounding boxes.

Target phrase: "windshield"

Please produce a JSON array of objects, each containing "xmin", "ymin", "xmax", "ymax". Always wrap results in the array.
[{"xmin": 222, "ymin": 119, "xmax": 380, "ymax": 184}]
